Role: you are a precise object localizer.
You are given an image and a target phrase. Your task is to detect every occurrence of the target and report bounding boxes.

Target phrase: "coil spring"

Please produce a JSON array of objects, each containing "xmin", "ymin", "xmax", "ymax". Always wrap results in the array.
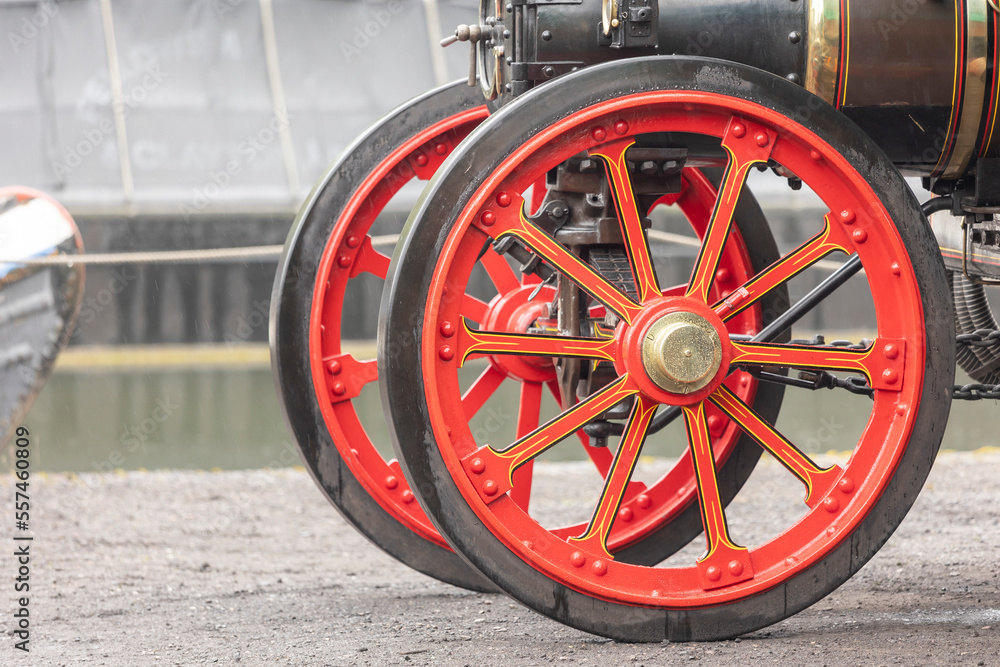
[{"xmin": 951, "ymin": 271, "xmax": 1000, "ymax": 384}]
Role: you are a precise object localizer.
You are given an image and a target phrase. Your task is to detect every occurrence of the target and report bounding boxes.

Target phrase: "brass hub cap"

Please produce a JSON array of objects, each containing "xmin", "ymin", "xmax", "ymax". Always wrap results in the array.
[{"xmin": 641, "ymin": 311, "xmax": 723, "ymax": 395}]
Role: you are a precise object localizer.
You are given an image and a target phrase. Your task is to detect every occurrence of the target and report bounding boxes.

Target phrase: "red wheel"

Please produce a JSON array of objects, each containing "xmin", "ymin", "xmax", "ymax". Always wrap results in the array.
[
  {"xmin": 272, "ymin": 81, "xmax": 496, "ymax": 590},
  {"xmin": 273, "ymin": 79, "xmax": 783, "ymax": 589},
  {"xmin": 379, "ymin": 58, "xmax": 954, "ymax": 640}
]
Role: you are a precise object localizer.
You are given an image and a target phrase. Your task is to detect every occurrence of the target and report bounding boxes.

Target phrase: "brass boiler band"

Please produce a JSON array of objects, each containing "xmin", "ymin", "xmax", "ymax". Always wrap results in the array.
[{"xmin": 496, "ymin": 0, "xmax": 998, "ymax": 180}]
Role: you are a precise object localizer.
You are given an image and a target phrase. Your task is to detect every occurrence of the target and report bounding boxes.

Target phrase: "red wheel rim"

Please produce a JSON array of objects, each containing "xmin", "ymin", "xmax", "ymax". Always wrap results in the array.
[
  {"xmin": 310, "ymin": 106, "xmax": 489, "ymax": 547},
  {"xmin": 418, "ymin": 92, "xmax": 925, "ymax": 604}
]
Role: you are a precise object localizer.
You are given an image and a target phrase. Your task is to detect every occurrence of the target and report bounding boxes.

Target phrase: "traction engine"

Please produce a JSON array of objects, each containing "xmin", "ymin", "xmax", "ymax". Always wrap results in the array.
[{"xmin": 271, "ymin": 0, "xmax": 1000, "ymax": 641}]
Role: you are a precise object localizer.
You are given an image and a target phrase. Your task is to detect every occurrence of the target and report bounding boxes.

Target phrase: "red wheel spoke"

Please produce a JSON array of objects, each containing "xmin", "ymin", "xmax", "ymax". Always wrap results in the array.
[
  {"xmin": 481, "ymin": 247, "xmax": 521, "ymax": 295},
  {"xmin": 462, "ymin": 365, "xmax": 507, "ymax": 420},
  {"xmin": 456, "ymin": 319, "xmax": 617, "ymax": 366},
  {"xmin": 461, "ymin": 294, "xmax": 489, "ymax": 325},
  {"xmin": 324, "ymin": 353, "xmax": 378, "ymax": 404},
  {"xmin": 682, "ymin": 401, "xmax": 754, "ymax": 589},
  {"xmin": 461, "ymin": 375, "xmax": 637, "ymax": 503},
  {"xmin": 709, "ymin": 385, "xmax": 842, "ymax": 507},
  {"xmin": 569, "ymin": 395, "xmax": 658, "ymax": 558},
  {"xmin": 591, "ymin": 139, "xmax": 661, "ymax": 303},
  {"xmin": 480, "ymin": 199, "xmax": 642, "ymax": 324},
  {"xmin": 662, "ymin": 283, "xmax": 686, "ymax": 297},
  {"xmin": 714, "ymin": 214, "xmax": 850, "ymax": 320},
  {"xmin": 522, "ymin": 272, "xmax": 542, "ymax": 285},
  {"xmin": 509, "ymin": 381, "xmax": 543, "ymax": 511},
  {"xmin": 349, "ymin": 236, "xmax": 391, "ymax": 280},
  {"xmin": 686, "ymin": 119, "xmax": 775, "ymax": 302},
  {"xmin": 730, "ymin": 339, "xmax": 905, "ymax": 391}
]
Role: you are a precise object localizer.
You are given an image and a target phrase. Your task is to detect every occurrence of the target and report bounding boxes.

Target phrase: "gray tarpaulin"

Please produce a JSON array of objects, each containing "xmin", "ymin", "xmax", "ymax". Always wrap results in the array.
[{"xmin": 1, "ymin": 0, "xmax": 476, "ymax": 213}]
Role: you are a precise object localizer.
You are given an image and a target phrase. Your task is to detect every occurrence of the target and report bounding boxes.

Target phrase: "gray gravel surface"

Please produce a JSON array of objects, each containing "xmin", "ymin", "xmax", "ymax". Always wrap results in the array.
[{"xmin": 4, "ymin": 451, "xmax": 1000, "ymax": 666}]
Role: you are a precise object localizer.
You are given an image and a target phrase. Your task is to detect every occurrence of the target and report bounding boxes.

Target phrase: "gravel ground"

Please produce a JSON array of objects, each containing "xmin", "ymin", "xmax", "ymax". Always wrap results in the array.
[{"xmin": 3, "ymin": 450, "xmax": 1000, "ymax": 666}]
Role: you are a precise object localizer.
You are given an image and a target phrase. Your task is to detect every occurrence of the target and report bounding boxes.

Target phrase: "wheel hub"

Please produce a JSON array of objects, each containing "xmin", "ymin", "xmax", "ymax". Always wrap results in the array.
[
  {"xmin": 641, "ymin": 312, "xmax": 722, "ymax": 394},
  {"xmin": 483, "ymin": 284, "xmax": 558, "ymax": 383}
]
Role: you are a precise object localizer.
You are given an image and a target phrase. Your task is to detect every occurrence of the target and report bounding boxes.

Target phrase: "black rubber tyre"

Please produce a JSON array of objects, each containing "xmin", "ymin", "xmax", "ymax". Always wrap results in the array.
[
  {"xmin": 379, "ymin": 57, "xmax": 955, "ymax": 641},
  {"xmin": 271, "ymin": 81, "xmax": 497, "ymax": 592}
]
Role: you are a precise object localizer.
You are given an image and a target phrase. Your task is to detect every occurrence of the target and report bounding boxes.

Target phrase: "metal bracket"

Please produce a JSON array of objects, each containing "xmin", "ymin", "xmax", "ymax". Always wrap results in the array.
[
  {"xmin": 962, "ymin": 215, "xmax": 1000, "ymax": 285},
  {"xmin": 597, "ymin": 0, "xmax": 658, "ymax": 49}
]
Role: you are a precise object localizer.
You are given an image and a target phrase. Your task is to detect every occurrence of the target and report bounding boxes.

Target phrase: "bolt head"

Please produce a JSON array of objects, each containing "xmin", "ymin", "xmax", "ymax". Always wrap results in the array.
[
  {"xmin": 496, "ymin": 192, "xmax": 512, "ymax": 207},
  {"xmin": 883, "ymin": 343, "xmax": 899, "ymax": 360},
  {"xmin": 439, "ymin": 346, "xmax": 455, "ymax": 362},
  {"xmin": 435, "ymin": 143, "xmax": 448, "ymax": 155},
  {"xmin": 440, "ymin": 321, "xmax": 456, "ymax": 338},
  {"xmin": 591, "ymin": 126, "xmax": 607, "ymax": 142},
  {"xmin": 838, "ymin": 477, "xmax": 855, "ymax": 494},
  {"xmin": 482, "ymin": 480, "xmax": 499, "ymax": 496},
  {"xmin": 570, "ymin": 552, "xmax": 586, "ymax": 568},
  {"xmin": 470, "ymin": 458, "xmax": 486, "ymax": 474},
  {"xmin": 852, "ymin": 228, "xmax": 869, "ymax": 244},
  {"xmin": 754, "ymin": 131, "xmax": 769, "ymax": 147},
  {"xmin": 345, "ymin": 235, "xmax": 361, "ymax": 249},
  {"xmin": 731, "ymin": 123, "xmax": 747, "ymax": 139},
  {"xmin": 707, "ymin": 414, "xmax": 725, "ymax": 436},
  {"xmin": 823, "ymin": 496, "xmax": 840, "ymax": 513},
  {"xmin": 882, "ymin": 368, "xmax": 899, "ymax": 385},
  {"xmin": 706, "ymin": 565, "xmax": 722, "ymax": 582},
  {"xmin": 480, "ymin": 211, "xmax": 496, "ymax": 226},
  {"xmin": 614, "ymin": 120, "xmax": 629, "ymax": 135},
  {"xmin": 728, "ymin": 560, "xmax": 744, "ymax": 576},
  {"xmin": 401, "ymin": 490, "xmax": 415, "ymax": 504},
  {"xmin": 331, "ymin": 382, "xmax": 346, "ymax": 396},
  {"xmin": 337, "ymin": 255, "xmax": 352, "ymax": 268},
  {"xmin": 617, "ymin": 507, "xmax": 633, "ymax": 522},
  {"xmin": 327, "ymin": 360, "xmax": 342, "ymax": 375},
  {"xmin": 385, "ymin": 475, "xmax": 398, "ymax": 490},
  {"xmin": 636, "ymin": 494, "xmax": 651, "ymax": 509},
  {"xmin": 415, "ymin": 153, "xmax": 428, "ymax": 167},
  {"xmin": 592, "ymin": 560, "xmax": 608, "ymax": 576}
]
